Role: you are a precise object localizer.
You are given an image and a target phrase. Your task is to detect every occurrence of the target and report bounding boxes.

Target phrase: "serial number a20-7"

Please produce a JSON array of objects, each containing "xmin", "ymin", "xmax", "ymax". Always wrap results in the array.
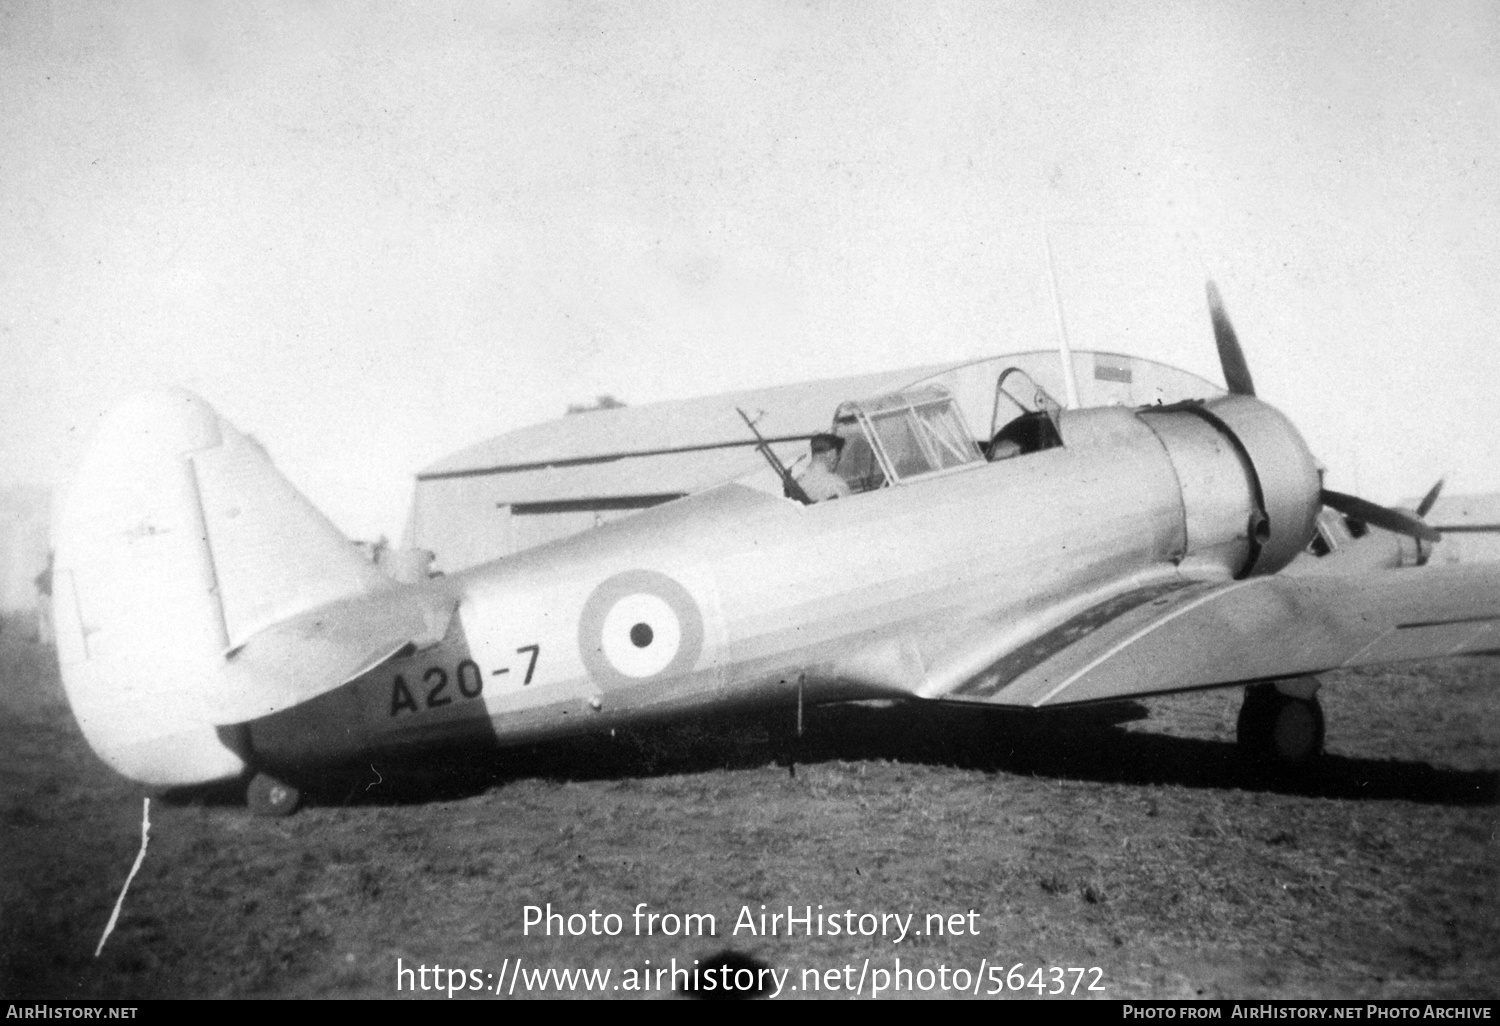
[{"xmin": 387, "ymin": 646, "xmax": 540, "ymax": 717}]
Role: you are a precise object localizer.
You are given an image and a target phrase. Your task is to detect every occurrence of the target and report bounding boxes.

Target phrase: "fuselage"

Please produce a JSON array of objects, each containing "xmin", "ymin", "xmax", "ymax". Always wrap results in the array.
[{"xmin": 248, "ymin": 399, "xmax": 1320, "ymax": 774}]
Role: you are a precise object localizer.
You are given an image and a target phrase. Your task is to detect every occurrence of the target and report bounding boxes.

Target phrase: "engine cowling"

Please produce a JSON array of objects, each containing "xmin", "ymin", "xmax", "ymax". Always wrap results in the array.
[{"xmin": 1138, "ymin": 395, "xmax": 1322, "ymax": 578}]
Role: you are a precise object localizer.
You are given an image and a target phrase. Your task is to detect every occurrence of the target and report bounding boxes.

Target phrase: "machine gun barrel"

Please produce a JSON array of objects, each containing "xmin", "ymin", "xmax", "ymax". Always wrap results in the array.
[{"xmin": 737, "ymin": 407, "xmax": 812, "ymax": 505}]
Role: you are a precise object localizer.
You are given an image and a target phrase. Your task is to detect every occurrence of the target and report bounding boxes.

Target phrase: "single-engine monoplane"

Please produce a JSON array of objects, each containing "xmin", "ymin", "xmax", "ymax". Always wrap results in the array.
[{"xmin": 52, "ymin": 285, "xmax": 1500, "ymax": 814}]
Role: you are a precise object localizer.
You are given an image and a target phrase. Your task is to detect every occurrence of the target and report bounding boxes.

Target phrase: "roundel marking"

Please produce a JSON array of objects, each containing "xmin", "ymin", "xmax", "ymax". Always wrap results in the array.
[{"xmin": 578, "ymin": 570, "xmax": 704, "ymax": 687}]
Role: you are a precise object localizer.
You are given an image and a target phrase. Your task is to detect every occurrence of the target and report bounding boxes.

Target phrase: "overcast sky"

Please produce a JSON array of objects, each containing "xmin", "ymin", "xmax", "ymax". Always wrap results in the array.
[{"xmin": 3, "ymin": 0, "xmax": 1497, "ymax": 540}]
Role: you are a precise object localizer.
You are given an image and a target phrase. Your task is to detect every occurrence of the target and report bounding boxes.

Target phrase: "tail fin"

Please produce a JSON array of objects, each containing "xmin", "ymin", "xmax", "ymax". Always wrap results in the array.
[{"xmin": 53, "ymin": 389, "xmax": 394, "ymax": 786}]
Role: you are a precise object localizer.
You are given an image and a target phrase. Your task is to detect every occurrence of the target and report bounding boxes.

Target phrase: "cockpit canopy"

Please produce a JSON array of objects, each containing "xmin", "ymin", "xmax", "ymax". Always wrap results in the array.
[
  {"xmin": 794, "ymin": 372, "xmax": 1068, "ymax": 499},
  {"xmin": 987, "ymin": 368, "xmax": 1064, "ymax": 460},
  {"xmin": 830, "ymin": 384, "xmax": 985, "ymax": 491}
]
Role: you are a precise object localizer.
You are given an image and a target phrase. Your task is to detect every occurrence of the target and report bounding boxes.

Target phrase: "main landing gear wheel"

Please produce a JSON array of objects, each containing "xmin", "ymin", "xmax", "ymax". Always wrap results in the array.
[
  {"xmin": 246, "ymin": 772, "xmax": 302, "ymax": 817},
  {"xmin": 1236, "ymin": 681, "xmax": 1325, "ymax": 772}
]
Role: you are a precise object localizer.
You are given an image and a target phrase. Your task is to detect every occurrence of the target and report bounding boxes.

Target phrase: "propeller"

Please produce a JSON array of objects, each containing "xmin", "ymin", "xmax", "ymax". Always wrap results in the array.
[
  {"xmin": 1321, "ymin": 488, "xmax": 1442, "ymax": 544},
  {"xmin": 1413, "ymin": 478, "xmax": 1500, "ymax": 535},
  {"xmin": 1205, "ymin": 281, "xmax": 1442, "ymax": 546},
  {"xmin": 1415, "ymin": 477, "xmax": 1445, "ymax": 518},
  {"xmin": 1206, "ymin": 281, "xmax": 1256, "ymax": 397}
]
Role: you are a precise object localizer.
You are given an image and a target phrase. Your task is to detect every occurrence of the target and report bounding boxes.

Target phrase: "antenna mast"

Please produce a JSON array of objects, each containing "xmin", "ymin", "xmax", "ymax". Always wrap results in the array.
[{"xmin": 1043, "ymin": 222, "xmax": 1082, "ymax": 409}]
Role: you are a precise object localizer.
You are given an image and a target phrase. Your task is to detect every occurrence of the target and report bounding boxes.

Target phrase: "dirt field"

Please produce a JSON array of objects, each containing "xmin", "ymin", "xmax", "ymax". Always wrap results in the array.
[{"xmin": 2, "ymin": 620, "xmax": 1495, "ymax": 1000}]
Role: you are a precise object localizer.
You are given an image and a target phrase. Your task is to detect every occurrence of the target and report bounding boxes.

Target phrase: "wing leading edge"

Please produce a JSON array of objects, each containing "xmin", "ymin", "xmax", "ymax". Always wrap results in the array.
[{"xmin": 922, "ymin": 563, "xmax": 1500, "ymax": 708}]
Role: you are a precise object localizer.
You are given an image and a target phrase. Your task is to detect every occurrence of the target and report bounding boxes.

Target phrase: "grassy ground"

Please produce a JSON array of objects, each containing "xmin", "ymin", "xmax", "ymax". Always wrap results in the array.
[{"xmin": 1, "ymin": 620, "xmax": 1495, "ymax": 1000}]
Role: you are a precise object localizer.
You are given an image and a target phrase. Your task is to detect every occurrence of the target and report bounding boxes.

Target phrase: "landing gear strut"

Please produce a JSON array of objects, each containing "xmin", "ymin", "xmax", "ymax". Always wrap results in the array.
[
  {"xmin": 1236, "ymin": 678, "xmax": 1325, "ymax": 771},
  {"xmin": 246, "ymin": 771, "xmax": 302, "ymax": 817}
]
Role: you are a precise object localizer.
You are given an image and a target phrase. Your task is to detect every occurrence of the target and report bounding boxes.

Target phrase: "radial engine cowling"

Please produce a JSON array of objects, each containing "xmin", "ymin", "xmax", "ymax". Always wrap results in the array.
[{"xmin": 1139, "ymin": 394, "xmax": 1322, "ymax": 578}]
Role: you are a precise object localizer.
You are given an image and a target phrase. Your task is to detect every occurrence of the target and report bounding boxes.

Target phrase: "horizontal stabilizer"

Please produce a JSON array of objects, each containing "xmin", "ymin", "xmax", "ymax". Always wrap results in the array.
[
  {"xmin": 213, "ymin": 587, "xmax": 456, "ymax": 725},
  {"xmin": 194, "ymin": 414, "xmax": 398, "ymax": 647}
]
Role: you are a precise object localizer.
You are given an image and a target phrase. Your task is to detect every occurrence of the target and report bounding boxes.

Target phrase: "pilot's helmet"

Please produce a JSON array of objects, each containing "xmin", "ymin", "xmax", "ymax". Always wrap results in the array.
[{"xmin": 810, "ymin": 433, "xmax": 844, "ymax": 455}]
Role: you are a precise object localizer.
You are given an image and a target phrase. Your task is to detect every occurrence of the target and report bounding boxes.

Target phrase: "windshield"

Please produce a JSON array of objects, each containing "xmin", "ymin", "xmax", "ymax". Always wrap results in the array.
[
  {"xmin": 987, "ymin": 368, "xmax": 1065, "ymax": 460},
  {"xmin": 991, "ymin": 368, "xmax": 1062, "ymax": 436}
]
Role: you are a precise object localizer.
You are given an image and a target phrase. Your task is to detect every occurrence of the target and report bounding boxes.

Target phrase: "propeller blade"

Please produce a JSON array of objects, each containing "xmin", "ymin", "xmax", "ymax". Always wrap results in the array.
[
  {"xmin": 1415, "ymin": 478, "xmax": 1445, "ymax": 518},
  {"xmin": 1322, "ymin": 488, "xmax": 1442, "ymax": 543},
  {"xmin": 1202, "ymin": 282, "xmax": 1438, "ymax": 545},
  {"xmin": 1206, "ymin": 281, "xmax": 1256, "ymax": 397}
]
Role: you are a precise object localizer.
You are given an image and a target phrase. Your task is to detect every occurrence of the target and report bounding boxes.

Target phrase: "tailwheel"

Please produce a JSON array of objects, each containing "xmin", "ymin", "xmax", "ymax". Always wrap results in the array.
[
  {"xmin": 246, "ymin": 771, "xmax": 302, "ymax": 817},
  {"xmin": 1236, "ymin": 679, "xmax": 1325, "ymax": 771}
]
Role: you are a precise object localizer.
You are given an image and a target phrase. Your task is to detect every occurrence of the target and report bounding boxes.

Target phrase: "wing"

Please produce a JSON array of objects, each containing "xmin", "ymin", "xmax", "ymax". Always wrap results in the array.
[{"xmin": 908, "ymin": 563, "xmax": 1500, "ymax": 708}]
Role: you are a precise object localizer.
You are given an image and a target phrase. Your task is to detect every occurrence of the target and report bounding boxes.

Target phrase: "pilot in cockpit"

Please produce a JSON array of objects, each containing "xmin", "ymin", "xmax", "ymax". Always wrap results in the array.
[{"xmin": 797, "ymin": 433, "xmax": 853, "ymax": 502}]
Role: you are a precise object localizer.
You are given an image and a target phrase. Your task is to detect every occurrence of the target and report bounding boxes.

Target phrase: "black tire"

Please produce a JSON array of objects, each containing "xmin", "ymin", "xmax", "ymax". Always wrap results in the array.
[
  {"xmin": 246, "ymin": 772, "xmax": 301, "ymax": 817},
  {"xmin": 1236, "ymin": 683, "xmax": 1325, "ymax": 771}
]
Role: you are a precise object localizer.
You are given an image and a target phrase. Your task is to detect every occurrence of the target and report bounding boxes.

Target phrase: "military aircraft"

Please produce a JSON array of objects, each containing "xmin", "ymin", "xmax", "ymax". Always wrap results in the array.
[{"xmin": 52, "ymin": 285, "xmax": 1500, "ymax": 815}]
